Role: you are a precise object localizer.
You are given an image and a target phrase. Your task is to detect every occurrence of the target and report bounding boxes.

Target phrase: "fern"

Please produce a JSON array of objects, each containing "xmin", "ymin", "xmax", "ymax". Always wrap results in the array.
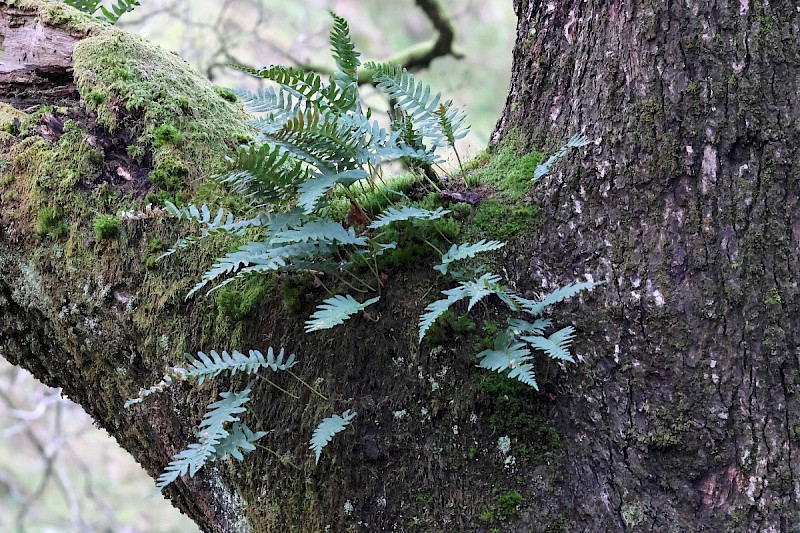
[
  {"xmin": 521, "ymin": 326, "xmax": 577, "ymax": 363},
  {"xmin": 434, "ymin": 240, "xmax": 505, "ymax": 274},
  {"xmin": 64, "ymin": 0, "xmax": 140, "ymax": 24},
  {"xmin": 305, "ymin": 295, "xmax": 379, "ymax": 332},
  {"xmin": 366, "ymin": 62, "xmax": 469, "ymax": 146},
  {"xmin": 519, "ymin": 280, "xmax": 603, "ymax": 316},
  {"xmin": 328, "ymin": 12, "xmax": 361, "ymax": 87},
  {"xmin": 476, "ymin": 341, "xmax": 538, "ymax": 390},
  {"xmin": 184, "ymin": 347, "xmax": 297, "ymax": 385},
  {"xmin": 368, "ymin": 206, "xmax": 450, "ymax": 229},
  {"xmin": 310, "ymin": 409, "xmax": 357, "ymax": 464},
  {"xmin": 507, "ymin": 317, "xmax": 552, "ymax": 336},
  {"xmin": 419, "ymin": 273, "xmax": 505, "ymax": 342},
  {"xmin": 272, "ymin": 220, "xmax": 368, "ymax": 246},
  {"xmin": 218, "ymin": 143, "xmax": 309, "ymax": 207},
  {"xmin": 533, "ymin": 133, "xmax": 593, "ymax": 180},
  {"xmin": 214, "ymin": 423, "xmax": 270, "ymax": 461},
  {"xmin": 155, "ymin": 389, "xmax": 253, "ymax": 491}
]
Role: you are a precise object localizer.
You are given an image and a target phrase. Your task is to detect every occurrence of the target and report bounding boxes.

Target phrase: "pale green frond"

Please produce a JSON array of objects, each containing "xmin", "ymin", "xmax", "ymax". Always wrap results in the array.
[
  {"xmin": 476, "ymin": 342, "xmax": 538, "ymax": 390},
  {"xmin": 522, "ymin": 326, "xmax": 577, "ymax": 363},
  {"xmin": 507, "ymin": 317, "xmax": 552, "ymax": 336},
  {"xmin": 521, "ymin": 280, "xmax": 603, "ymax": 316},
  {"xmin": 434, "ymin": 240, "xmax": 505, "ymax": 274},
  {"xmin": 213, "ymin": 423, "xmax": 269, "ymax": 461},
  {"xmin": 368, "ymin": 206, "xmax": 450, "ymax": 229},
  {"xmin": 185, "ymin": 347, "xmax": 297, "ymax": 384},
  {"xmin": 305, "ymin": 295, "xmax": 380, "ymax": 332},
  {"xmin": 418, "ymin": 291, "xmax": 464, "ymax": 343},
  {"xmin": 310, "ymin": 409, "xmax": 357, "ymax": 464},
  {"xmin": 297, "ymin": 169, "xmax": 368, "ymax": 213},
  {"xmin": 533, "ymin": 133, "xmax": 593, "ymax": 180},
  {"xmin": 328, "ymin": 12, "xmax": 361, "ymax": 86},
  {"xmin": 155, "ymin": 389, "xmax": 253, "ymax": 491},
  {"xmin": 272, "ymin": 220, "xmax": 367, "ymax": 246}
]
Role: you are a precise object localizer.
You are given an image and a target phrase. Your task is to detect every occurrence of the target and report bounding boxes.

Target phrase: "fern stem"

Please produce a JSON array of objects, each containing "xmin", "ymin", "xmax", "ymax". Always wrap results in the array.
[
  {"xmin": 257, "ymin": 375, "xmax": 299, "ymax": 399},
  {"xmin": 422, "ymin": 238, "xmax": 444, "ymax": 257},
  {"xmin": 452, "ymin": 146, "xmax": 466, "ymax": 182},
  {"xmin": 334, "ymin": 270, "xmax": 373, "ymax": 294},
  {"xmin": 287, "ymin": 370, "xmax": 328, "ymax": 401},
  {"xmin": 255, "ymin": 444, "xmax": 301, "ymax": 470}
]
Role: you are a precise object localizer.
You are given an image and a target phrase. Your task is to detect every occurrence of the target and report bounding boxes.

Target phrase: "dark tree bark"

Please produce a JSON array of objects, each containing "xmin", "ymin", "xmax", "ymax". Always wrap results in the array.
[
  {"xmin": 494, "ymin": 0, "xmax": 800, "ymax": 529},
  {"xmin": 2, "ymin": 0, "xmax": 798, "ymax": 532}
]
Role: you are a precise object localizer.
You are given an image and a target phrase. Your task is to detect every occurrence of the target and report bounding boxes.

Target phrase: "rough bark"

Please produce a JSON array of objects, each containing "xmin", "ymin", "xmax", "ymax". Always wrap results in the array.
[{"xmin": 494, "ymin": 0, "xmax": 800, "ymax": 530}]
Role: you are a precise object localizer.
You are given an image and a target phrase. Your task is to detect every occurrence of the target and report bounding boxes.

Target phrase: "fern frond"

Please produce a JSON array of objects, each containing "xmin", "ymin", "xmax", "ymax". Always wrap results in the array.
[
  {"xmin": 520, "ymin": 280, "xmax": 603, "ymax": 316},
  {"xmin": 244, "ymin": 66, "xmax": 356, "ymax": 114},
  {"xmin": 507, "ymin": 317, "xmax": 552, "ymax": 336},
  {"xmin": 366, "ymin": 62, "xmax": 469, "ymax": 146},
  {"xmin": 297, "ymin": 169, "xmax": 367, "ymax": 213},
  {"xmin": 434, "ymin": 240, "xmax": 505, "ymax": 274},
  {"xmin": 186, "ymin": 241, "xmax": 289, "ymax": 299},
  {"xmin": 213, "ymin": 423, "xmax": 269, "ymax": 461},
  {"xmin": 272, "ymin": 220, "xmax": 368, "ymax": 246},
  {"xmin": 266, "ymin": 109, "xmax": 358, "ymax": 170},
  {"xmin": 64, "ymin": 0, "xmax": 102, "ymax": 13},
  {"xmin": 310, "ymin": 409, "xmax": 357, "ymax": 464},
  {"xmin": 418, "ymin": 273, "xmax": 504, "ymax": 342},
  {"xmin": 329, "ymin": 12, "xmax": 361, "ymax": 86},
  {"xmin": 522, "ymin": 326, "xmax": 577, "ymax": 363},
  {"xmin": 219, "ymin": 143, "xmax": 308, "ymax": 207},
  {"xmin": 98, "ymin": 0, "xmax": 140, "ymax": 23},
  {"xmin": 155, "ymin": 389, "xmax": 252, "ymax": 491},
  {"xmin": 368, "ymin": 206, "xmax": 450, "ymax": 229},
  {"xmin": 533, "ymin": 133, "xmax": 593, "ymax": 180},
  {"xmin": 305, "ymin": 295, "xmax": 379, "ymax": 332},
  {"xmin": 476, "ymin": 342, "xmax": 538, "ymax": 390},
  {"xmin": 185, "ymin": 347, "xmax": 297, "ymax": 385}
]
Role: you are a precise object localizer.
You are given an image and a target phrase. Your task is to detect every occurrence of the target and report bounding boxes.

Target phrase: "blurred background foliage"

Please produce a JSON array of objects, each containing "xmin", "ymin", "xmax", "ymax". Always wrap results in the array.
[{"xmin": 0, "ymin": 0, "xmax": 515, "ymax": 530}]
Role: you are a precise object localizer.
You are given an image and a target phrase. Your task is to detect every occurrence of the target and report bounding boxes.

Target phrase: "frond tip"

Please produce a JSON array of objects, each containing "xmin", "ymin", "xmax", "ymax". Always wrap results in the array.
[{"xmin": 310, "ymin": 409, "xmax": 357, "ymax": 464}]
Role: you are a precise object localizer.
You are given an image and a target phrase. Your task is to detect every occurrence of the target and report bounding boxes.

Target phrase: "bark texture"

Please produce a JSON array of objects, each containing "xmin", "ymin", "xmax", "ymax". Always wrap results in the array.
[{"xmin": 495, "ymin": 0, "xmax": 800, "ymax": 530}]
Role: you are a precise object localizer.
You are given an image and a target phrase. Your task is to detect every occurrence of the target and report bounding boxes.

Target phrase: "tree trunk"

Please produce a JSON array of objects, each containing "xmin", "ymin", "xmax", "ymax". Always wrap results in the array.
[
  {"xmin": 3, "ymin": 0, "xmax": 797, "ymax": 531},
  {"xmin": 493, "ymin": 0, "xmax": 800, "ymax": 529}
]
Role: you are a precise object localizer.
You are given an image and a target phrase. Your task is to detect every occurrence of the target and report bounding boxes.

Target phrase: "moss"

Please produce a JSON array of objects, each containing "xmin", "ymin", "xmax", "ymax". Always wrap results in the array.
[
  {"xmin": 93, "ymin": 214, "xmax": 120, "ymax": 240},
  {"xmin": 470, "ymin": 200, "xmax": 540, "ymax": 240},
  {"xmin": 214, "ymin": 86, "xmax": 238, "ymax": 103},
  {"xmin": 495, "ymin": 489, "xmax": 523, "ymax": 521},
  {"xmin": 71, "ymin": 29, "xmax": 253, "ymax": 195},
  {"xmin": 464, "ymin": 133, "xmax": 544, "ymax": 200},
  {"xmin": 152, "ymin": 124, "xmax": 184, "ymax": 148},
  {"xmin": 279, "ymin": 272, "xmax": 317, "ymax": 314},
  {"xmin": 215, "ymin": 276, "xmax": 273, "ymax": 322},
  {"xmin": 685, "ymin": 81, "xmax": 699, "ymax": 95},
  {"xmin": 36, "ymin": 207, "xmax": 68, "ymax": 239},
  {"xmin": 764, "ymin": 286, "xmax": 782, "ymax": 305},
  {"xmin": 149, "ymin": 155, "xmax": 189, "ymax": 191}
]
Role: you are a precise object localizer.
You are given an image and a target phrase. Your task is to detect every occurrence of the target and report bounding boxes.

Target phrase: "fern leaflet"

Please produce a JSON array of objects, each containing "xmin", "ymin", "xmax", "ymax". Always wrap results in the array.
[
  {"xmin": 155, "ymin": 389, "xmax": 253, "ymax": 490},
  {"xmin": 185, "ymin": 347, "xmax": 297, "ymax": 384},
  {"xmin": 434, "ymin": 240, "xmax": 505, "ymax": 274},
  {"xmin": 521, "ymin": 326, "xmax": 577, "ymax": 363},
  {"xmin": 533, "ymin": 133, "xmax": 593, "ymax": 180},
  {"xmin": 310, "ymin": 409, "xmax": 357, "ymax": 464},
  {"xmin": 305, "ymin": 295, "xmax": 379, "ymax": 332},
  {"xmin": 368, "ymin": 206, "xmax": 450, "ymax": 229},
  {"xmin": 214, "ymin": 423, "xmax": 269, "ymax": 461},
  {"xmin": 476, "ymin": 341, "xmax": 538, "ymax": 390}
]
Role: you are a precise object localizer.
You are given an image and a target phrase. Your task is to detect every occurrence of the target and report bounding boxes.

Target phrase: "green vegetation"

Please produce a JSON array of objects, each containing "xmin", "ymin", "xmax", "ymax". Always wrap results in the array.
[
  {"xmin": 216, "ymin": 277, "xmax": 272, "ymax": 321},
  {"xmin": 36, "ymin": 207, "xmax": 68, "ymax": 239},
  {"xmin": 152, "ymin": 124, "xmax": 184, "ymax": 148},
  {"xmin": 93, "ymin": 214, "xmax": 120, "ymax": 240}
]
